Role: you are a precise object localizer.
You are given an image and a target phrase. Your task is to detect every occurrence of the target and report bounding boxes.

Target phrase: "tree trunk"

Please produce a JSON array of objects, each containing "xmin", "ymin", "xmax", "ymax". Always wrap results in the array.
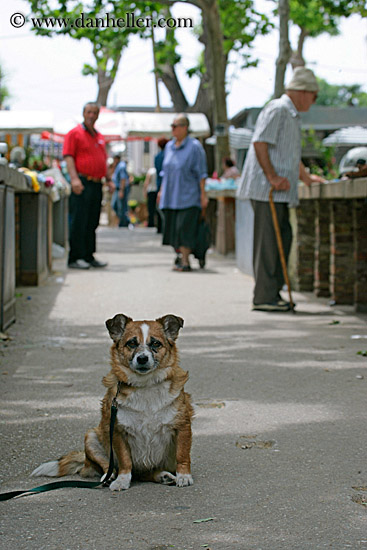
[
  {"xmin": 94, "ymin": 46, "xmax": 121, "ymax": 107},
  {"xmin": 274, "ymin": 0, "xmax": 292, "ymax": 98},
  {"xmin": 159, "ymin": 64, "xmax": 189, "ymax": 113},
  {"xmin": 290, "ymin": 26, "xmax": 308, "ymax": 69},
  {"xmin": 149, "ymin": 0, "xmax": 229, "ymax": 172},
  {"xmin": 202, "ymin": 0, "xmax": 230, "ymax": 174},
  {"xmin": 191, "ymin": 13, "xmax": 214, "ymax": 131},
  {"xmin": 96, "ymin": 70, "xmax": 113, "ymax": 106},
  {"xmin": 189, "ymin": 17, "xmax": 215, "ymax": 176}
]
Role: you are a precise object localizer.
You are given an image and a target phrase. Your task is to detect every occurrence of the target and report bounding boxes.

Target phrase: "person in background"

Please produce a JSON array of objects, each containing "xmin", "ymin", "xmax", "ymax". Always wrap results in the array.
[
  {"xmin": 222, "ymin": 157, "xmax": 240, "ymax": 179},
  {"xmin": 106, "ymin": 155, "xmax": 118, "ymax": 187},
  {"xmin": 105, "ymin": 155, "xmax": 118, "ymax": 226},
  {"xmin": 154, "ymin": 137, "xmax": 169, "ymax": 233},
  {"xmin": 112, "ymin": 154, "xmax": 130, "ymax": 227},
  {"xmin": 159, "ymin": 114, "xmax": 208, "ymax": 272},
  {"xmin": 236, "ymin": 67, "xmax": 325, "ymax": 311},
  {"xmin": 63, "ymin": 101, "xmax": 108, "ymax": 269},
  {"xmin": 342, "ymin": 158, "xmax": 367, "ymax": 179},
  {"xmin": 143, "ymin": 166, "xmax": 158, "ymax": 228}
]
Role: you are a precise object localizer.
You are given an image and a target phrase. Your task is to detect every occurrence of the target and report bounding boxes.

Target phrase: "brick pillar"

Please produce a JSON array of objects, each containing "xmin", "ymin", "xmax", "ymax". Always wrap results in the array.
[
  {"xmin": 314, "ymin": 200, "xmax": 331, "ymax": 297},
  {"xmin": 330, "ymin": 200, "xmax": 355, "ymax": 304},
  {"xmin": 296, "ymin": 199, "xmax": 315, "ymax": 291},
  {"xmin": 353, "ymin": 199, "xmax": 367, "ymax": 312}
]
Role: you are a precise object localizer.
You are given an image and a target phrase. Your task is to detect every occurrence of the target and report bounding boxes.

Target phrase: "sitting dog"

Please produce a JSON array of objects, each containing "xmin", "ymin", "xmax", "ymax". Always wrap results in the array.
[{"xmin": 31, "ymin": 314, "xmax": 194, "ymax": 491}]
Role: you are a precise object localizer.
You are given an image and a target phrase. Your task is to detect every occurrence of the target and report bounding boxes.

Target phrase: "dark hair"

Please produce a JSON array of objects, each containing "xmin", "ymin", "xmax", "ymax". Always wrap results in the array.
[
  {"xmin": 158, "ymin": 137, "xmax": 169, "ymax": 150},
  {"xmin": 223, "ymin": 157, "xmax": 235, "ymax": 168},
  {"xmin": 356, "ymin": 158, "xmax": 367, "ymax": 166},
  {"xmin": 83, "ymin": 102, "xmax": 100, "ymax": 113}
]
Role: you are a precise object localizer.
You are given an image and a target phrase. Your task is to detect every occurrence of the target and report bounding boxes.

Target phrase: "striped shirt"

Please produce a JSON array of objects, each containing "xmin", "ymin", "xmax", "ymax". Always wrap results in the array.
[{"xmin": 236, "ymin": 94, "xmax": 301, "ymax": 207}]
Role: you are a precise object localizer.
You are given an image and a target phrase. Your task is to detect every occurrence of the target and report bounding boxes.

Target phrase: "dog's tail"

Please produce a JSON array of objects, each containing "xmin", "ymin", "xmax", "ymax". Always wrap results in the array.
[{"xmin": 31, "ymin": 450, "xmax": 86, "ymax": 478}]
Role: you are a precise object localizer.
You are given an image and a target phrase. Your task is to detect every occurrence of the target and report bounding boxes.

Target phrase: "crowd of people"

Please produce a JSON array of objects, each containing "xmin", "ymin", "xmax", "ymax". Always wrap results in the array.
[
  {"xmin": 63, "ymin": 67, "xmax": 337, "ymax": 312},
  {"xmin": 63, "ymin": 106, "xmax": 213, "ymax": 274}
]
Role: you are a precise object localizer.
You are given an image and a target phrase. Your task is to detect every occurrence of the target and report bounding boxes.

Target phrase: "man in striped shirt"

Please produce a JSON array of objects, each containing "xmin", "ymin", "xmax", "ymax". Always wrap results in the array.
[{"xmin": 237, "ymin": 67, "xmax": 325, "ymax": 312}]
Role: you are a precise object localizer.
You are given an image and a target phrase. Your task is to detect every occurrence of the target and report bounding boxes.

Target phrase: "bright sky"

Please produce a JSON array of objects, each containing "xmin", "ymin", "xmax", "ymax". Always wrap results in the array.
[{"xmin": 1, "ymin": 0, "xmax": 367, "ymax": 125}]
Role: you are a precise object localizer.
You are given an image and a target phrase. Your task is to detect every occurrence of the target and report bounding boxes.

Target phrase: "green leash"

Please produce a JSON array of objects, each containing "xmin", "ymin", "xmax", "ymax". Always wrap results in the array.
[{"xmin": 0, "ymin": 394, "xmax": 119, "ymax": 502}]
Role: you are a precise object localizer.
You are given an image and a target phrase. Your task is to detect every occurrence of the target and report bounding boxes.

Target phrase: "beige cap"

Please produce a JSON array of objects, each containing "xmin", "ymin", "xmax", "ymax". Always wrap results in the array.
[{"xmin": 285, "ymin": 67, "xmax": 319, "ymax": 92}]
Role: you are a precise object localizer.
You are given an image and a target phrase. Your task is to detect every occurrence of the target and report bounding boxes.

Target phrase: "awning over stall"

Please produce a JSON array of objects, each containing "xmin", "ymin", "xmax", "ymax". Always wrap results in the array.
[
  {"xmin": 120, "ymin": 112, "xmax": 210, "ymax": 138},
  {"xmin": 0, "ymin": 110, "xmax": 54, "ymax": 133},
  {"xmin": 323, "ymin": 126, "xmax": 367, "ymax": 146}
]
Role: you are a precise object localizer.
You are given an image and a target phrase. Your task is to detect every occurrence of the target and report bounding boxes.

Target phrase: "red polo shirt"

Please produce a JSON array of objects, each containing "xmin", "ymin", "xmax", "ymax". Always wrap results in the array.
[{"xmin": 63, "ymin": 124, "xmax": 107, "ymax": 179}]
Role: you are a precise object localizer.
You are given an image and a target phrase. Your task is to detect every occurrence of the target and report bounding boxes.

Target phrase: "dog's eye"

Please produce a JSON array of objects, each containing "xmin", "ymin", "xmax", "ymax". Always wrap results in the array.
[
  {"xmin": 126, "ymin": 338, "xmax": 138, "ymax": 349},
  {"xmin": 150, "ymin": 338, "xmax": 162, "ymax": 351}
]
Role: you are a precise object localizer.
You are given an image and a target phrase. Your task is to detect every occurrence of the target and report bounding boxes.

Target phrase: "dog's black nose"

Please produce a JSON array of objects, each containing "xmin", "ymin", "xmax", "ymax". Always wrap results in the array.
[{"xmin": 137, "ymin": 354, "xmax": 149, "ymax": 365}]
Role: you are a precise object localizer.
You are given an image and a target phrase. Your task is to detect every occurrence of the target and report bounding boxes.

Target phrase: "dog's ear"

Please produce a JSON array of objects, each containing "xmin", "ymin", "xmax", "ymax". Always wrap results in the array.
[
  {"xmin": 106, "ymin": 314, "xmax": 132, "ymax": 342},
  {"xmin": 156, "ymin": 314, "xmax": 184, "ymax": 342}
]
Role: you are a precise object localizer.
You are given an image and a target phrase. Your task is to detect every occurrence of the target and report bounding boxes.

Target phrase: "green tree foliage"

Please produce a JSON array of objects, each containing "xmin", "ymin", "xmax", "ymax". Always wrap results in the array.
[
  {"xmin": 316, "ymin": 79, "xmax": 367, "ymax": 107},
  {"xmin": 0, "ymin": 62, "xmax": 11, "ymax": 109},
  {"xmin": 274, "ymin": 0, "xmax": 367, "ymax": 95},
  {"xmin": 302, "ymin": 128, "xmax": 337, "ymax": 179},
  {"xmin": 289, "ymin": 0, "xmax": 340, "ymax": 38},
  {"xmin": 140, "ymin": 0, "xmax": 272, "ymax": 170},
  {"xmin": 289, "ymin": 0, "xmax": 367, "ymax": 37},
  {"xmin": 219, "ymin": 0, "xmax": 272, "ymax": 61},
  {"xmin": 26, "ymin": 0, "xmax": 154, "ymax": 105}
]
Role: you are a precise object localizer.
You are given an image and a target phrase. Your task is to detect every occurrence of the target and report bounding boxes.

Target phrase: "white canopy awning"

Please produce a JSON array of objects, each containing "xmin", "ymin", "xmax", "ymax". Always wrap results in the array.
[
  {"xmin": 206, "ymin": 127, "xmax": 253, "ymax": 149},
  {"xmin": 0, "ymin": 110, "xmax": 54, "ymax": 133},
  {"xmin": 229, "ymin": 127, "xmax": 253, "ymax": 149},
  {"xmin": 120, "ymin": 112, "xmax": 210, "ymax": 138},
  {"xmin": 51, "ymin": 108, "xmax": 126, "ymax": 142},
  {"xmin": 44, "ymin": 110, "xmax": 210, "ymax": 142},
  {"xmin": 323, "ymin": 126, "xmax": 367, "ymax": 146}
]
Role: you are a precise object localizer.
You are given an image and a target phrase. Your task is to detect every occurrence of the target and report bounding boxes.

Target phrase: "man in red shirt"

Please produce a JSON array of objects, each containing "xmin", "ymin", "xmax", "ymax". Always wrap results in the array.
[{"xmin": 63, "ymin": 102, "xmax": 108, "ymax": 269}]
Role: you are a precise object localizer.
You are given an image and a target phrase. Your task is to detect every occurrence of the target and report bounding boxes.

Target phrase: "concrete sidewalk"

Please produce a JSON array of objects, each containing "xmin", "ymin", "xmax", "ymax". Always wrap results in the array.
[{"xmin": 1, "ymin": 226, "xmax": 367, "ymax": 550}]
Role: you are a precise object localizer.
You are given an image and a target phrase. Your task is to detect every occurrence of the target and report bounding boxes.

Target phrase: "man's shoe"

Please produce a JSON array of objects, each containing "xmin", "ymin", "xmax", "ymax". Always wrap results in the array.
[
  {"xmin": 252, "ymin": 300, "xmax": 292, "ymax": 312},
  {"xmin": 88, "ymin": 258, "xmax": 108, "ymax": 268},
  {"xmin": 277, "ymin": 294, "xmax": 296, "ymax": 308},
  {"xmin": 68, "ymin": 259, "xmax": 91, "ymax": 270}
]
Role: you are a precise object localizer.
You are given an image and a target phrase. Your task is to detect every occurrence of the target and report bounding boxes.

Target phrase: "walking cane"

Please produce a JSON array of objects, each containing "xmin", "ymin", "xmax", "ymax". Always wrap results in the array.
[{"xmin": 269, "ymin": 188, "xmax": 296, "ymax": 313}]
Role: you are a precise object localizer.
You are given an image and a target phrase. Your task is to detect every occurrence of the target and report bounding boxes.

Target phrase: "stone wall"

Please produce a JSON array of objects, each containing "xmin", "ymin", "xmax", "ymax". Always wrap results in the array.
[{"xmin": 296, "ymin": 178, "xmax": 367, "ymax": 312}]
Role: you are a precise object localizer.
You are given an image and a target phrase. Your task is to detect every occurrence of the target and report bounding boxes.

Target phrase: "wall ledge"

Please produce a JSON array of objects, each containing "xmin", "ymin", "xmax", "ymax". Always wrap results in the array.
[{"xmin": 298, "ymin": 177, "xmax": 367, "ymax": 200}]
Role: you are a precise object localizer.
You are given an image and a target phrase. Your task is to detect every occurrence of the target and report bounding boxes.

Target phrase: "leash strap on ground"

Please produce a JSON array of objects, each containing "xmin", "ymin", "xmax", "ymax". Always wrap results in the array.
[
  {"xmin": 0, "ymin": 391, "xmax": 119, "ymax": 502},
  {"xmin": 0, "ymin": 480, "xmax": 103, "ymax": 501}
]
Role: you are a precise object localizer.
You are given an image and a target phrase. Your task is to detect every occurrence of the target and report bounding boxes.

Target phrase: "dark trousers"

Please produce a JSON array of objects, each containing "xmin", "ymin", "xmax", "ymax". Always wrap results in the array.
[
  {"xmin": 251, "ymin": 199, "xmax": 292, "ymax": 305},
  {"xmin": 147, "ymin": 191, "xmax": 158, "ymax": 227},
  {"xmin": 68, "ymin": 178, "xmax": 102, "ymax": 264}
]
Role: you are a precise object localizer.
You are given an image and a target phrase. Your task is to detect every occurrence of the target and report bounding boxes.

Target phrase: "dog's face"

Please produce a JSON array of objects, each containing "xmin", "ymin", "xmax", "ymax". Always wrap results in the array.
[{"xmin": 106, "ymin": 314, "xmax": 184, "ymax": 376}]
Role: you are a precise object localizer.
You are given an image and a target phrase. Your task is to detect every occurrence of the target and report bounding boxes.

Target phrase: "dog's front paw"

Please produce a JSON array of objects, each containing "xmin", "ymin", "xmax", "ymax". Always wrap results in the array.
[
  {"xmin": 155, "ymin": 471, "xmax": 176, "ymax": 485},
  {"xmin": 176, "ymin": 473, "xmax": 193, "ymax": 487},
  {"xmin": 109, "ymin": 473, "xmax": 132, "ymax": 491}
]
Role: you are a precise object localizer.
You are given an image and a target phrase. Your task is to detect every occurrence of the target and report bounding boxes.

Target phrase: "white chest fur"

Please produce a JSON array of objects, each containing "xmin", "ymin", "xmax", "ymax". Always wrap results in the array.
[{"xmin": 116, "ymin": 380, "xmax": 179, "ymax": 471}]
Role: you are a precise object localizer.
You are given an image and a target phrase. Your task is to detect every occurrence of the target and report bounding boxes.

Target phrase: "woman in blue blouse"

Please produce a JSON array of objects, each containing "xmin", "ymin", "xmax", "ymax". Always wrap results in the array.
[{"xmin": 159, "ymin": 114, "xmax": 208, "ymax": 271}]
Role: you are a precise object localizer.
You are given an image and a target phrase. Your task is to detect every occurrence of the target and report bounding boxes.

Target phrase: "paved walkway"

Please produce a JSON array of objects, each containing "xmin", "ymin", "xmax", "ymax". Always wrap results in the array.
[{"xmin": 1, "ymin": 226, "xmax": 367, "ymax": 550}]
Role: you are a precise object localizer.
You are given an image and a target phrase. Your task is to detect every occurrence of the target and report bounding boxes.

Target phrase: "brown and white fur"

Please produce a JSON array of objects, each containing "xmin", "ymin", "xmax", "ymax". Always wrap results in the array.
[{"xmin": 31, "ymin": 314, "xmax": 194, "ymax": 491}]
